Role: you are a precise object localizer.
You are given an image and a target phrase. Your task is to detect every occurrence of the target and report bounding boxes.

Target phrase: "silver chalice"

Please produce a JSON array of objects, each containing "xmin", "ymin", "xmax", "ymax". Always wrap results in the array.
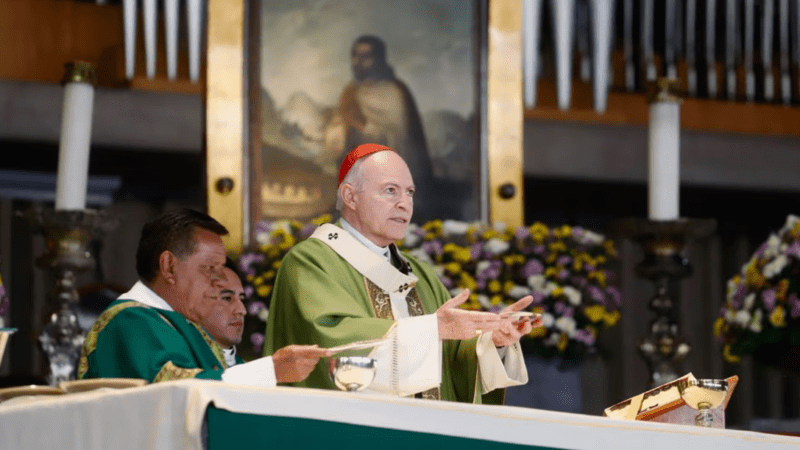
[
  {"xmin": 677, "ymin": 378, "xmax": 729, "ymax": 427},
  {"xmin": 328, "ymin": 356, "xmax": 376, "ymax": 392}
]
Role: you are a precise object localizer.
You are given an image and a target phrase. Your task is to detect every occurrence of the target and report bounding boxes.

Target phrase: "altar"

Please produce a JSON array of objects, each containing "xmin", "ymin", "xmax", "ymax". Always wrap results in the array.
[{"xmin": 0, "ymin": 379, "xmax": 798, "ymax": 450}]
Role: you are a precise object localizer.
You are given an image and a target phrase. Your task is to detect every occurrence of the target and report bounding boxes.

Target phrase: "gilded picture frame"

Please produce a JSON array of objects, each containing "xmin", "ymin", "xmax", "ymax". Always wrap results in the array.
[{"xmin": 207, "ymin": 0, "xmax": 522, "ymax": 252}]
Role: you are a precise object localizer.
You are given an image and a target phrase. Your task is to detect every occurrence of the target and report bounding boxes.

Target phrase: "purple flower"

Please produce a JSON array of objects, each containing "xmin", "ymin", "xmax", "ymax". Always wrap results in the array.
[
  {"xmin": 531, "ymin": 291, "xmax": 546, "ymax": 304},
  {"xmin": 606, "ymin": 286, "xmax": 622, "ymax": 307},
  {"xmin": 238, "ymin": 253, "xmax": 265, "ymax": 276},
  {"xmin": 533, "ymin": 245, "xmax": 546, "ymax": 255},
  {"xmin": 786, "ymin": 242, "xmax": 800, "ymax": 258},
  {"xmin": 790, "ymin": 294, "xmax": 800, "ymax": 319},
  {"xmin": 253, "ymin": 221, "xmax": 272, "ymax": 235},
  {"xmin": 490, "ymin": 305, "xmax": 503, "ymax": 313},
  {"xmin": 521, "ymin": 260, "xmax": 544, "ymax": 278},
  {"xmin": 754, "ymin": 241, "xmax": 769, "ymax": 258},
  {"xmin": 556, "ymin": 255, "xmax": 571, "ymax": 267},
  {"xmin": 248, "ymin": 301, "xmax": 267, "ymax": 315},
  {"xmin": 762, "ymin": 289, "xmax": 777, "ymax": 312},
  {"xmin": 572, "ymin": 227, "xmax": 585, "ymax": 238},
  {"xmin": 470, "ymin": 244, "xmax": 482, "ymax": 259},
  {"xmin": 244, "ymin": 286, "xmax": 254, "ymax": 298},
  {"xmin": 574, "ymin": 329, "xmax": 595, "ymax": 346},
  {"xmin": 515, "ymin": 227, "xmax": 530, "ymax": 239},
  {"xmin": 555, "ymin": 302, "xmax": 573, "ymax": 317},
  {"xmin": 0, "ymin": 284, "xmax": 8, "ymax": 316},
  {"xmin": 587, "ymin": 285, "xmax": 605, "ymax": 303},
  {"xmin": 250, "ymin": 332, "xmax": 265, "ymax": 351},
  {"xmin": 414, "ymin": 227, "xmax": 426, "ymax": 237},
  {"xmin": 441, "ymin": 276, "xmax": 454, "ymax": 289},
  {"xmin": 300, "ymin": 224, "xmax": 317, "ymax": 239},
  {"xmin": 423, "ymin": 240, "xmax": 443, "ymax": 256},
  {"xmin": 583, "ymin": 263, "xmax": 596, "ymax": 272},
  {"xmin": 558, "ymin": 269, "xmax": 569, "ymax": 280}
]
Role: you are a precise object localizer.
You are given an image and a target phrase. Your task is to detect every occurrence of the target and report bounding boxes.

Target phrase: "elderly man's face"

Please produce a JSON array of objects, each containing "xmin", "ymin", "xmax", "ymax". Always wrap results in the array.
[
  {"xmin": 196, "ymin": 267, "xmax": 247, "ymax": 349},
  {"xmin": 172, "ymin": 228, "xmax": 227, "ymax": 322},
  {"xmin": 351, "ymin": 42, "xmax": 376, "ymax": 81},
  {"xmin": 350, "ymin": 151, "xmax": 414, "ymax": 247}
]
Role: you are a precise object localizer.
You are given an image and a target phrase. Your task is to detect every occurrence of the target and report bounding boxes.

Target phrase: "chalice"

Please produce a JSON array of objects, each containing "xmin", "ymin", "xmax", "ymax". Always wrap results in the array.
[
  {"xmin": 328, "ymin": 356, "xmax": 376, "ymax": 392},
  {"xmin": 677, "ymin": 378, "xmax": 728, "ymax": 427}
]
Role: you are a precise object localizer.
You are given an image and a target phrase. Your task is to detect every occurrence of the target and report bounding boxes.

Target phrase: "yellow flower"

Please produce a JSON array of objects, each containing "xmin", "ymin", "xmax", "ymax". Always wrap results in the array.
[
  {"xmin": 603, "ymin": 310, "xmax": 621, "ymax": 327},
  {"xmin": 603, "ymin": 240, "xmax": 617, "ymax": 257},
  {"xmin": 553, "ymin": 225, "xmax": 571, "ymax": 239},
  {"xmin": 460, "ymin": 273, "xmax": 477, "ymax": 292},
  {"xmin": 589, "ymin": 271, "xmax": 607, "ymax": 288},
  {"xmin": 723, "ymin": 344, "xmax": 742, "ymax": 363},
  {"xmin": 246, "ymin": 273, "xmax": 255, "ymax": 282},
  {"xmin": 549, "ymin": 241, "xmax": 567, "ymax": 253},
  {"xmin": 272, "ymin": 260, "xmax": 282, "ymax": 270},
  {"xmin": 745, "ymin": 263, "xmax": 766, "ymax": 289},
  {"xmin": 264, "ymin": 270, "xmax": 275, "ymax": 280},
  {"xmin": 488, "ymin": 280, "xmax": 502, "ymax": 294},
  {"xmin": 545, "ymin": 266, "xmax": 560, "ymax": 279},
  {"xmin": 713, "ymin": 317, "xmax": 727, "ymax": 338},
  {"xmin": 584, "ymin": 305, "xmax": 606, "ymax": 323},
  {"xmin": 528, "ymin": 326, "xmax": 547, "ymax": 338},
  {"xmin": 453, "ymin": 247, "xmax": 472, "ymax": 264},
  {"xmin": 445, "ymin": 262, "xmax": 462, "ymax": 274},
  {"xmin": 311, "ymin": 214, "xmax": 332, "ymax": 225},
  {"xmin": 770, "ymin": 306, "xmax": 787, "ymax": 327},
  {"xmin": 529, "ymin": 222, "xmax": 549, "ymax": 236},
  {"xmin": 503, "ymin": 280, "xmax": 515, "ymax": 293},
  {"xmin": 776, "ymin": 279, "xmax": 790, "ymax": 301},
  {"xmin": 557, "ymin": 333, "xmax": 568, "ymax": 351},
  {"xmin": 482, "ymin": 229, "xmax": 498, "ymax": 240},
  {"xmin": 256, "ymin": 285, "xmax": 272, "ymax": 297},
  {"xmin": 253, "ymin": 276, "xmax": 264, "ymax": 286},
  {"xmin": 490, "ymin": 295, "xmax": 503, "ymax": 305},
  {"xmin": 551, "ymin": 286, "xmax": 564, "ymax": 298}
]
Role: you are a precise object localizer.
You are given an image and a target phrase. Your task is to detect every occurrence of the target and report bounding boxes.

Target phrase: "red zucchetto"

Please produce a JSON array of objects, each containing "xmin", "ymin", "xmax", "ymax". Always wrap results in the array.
[{"xmin": 338, "ymin": 143, "xmax": 394, "ymax": 184}]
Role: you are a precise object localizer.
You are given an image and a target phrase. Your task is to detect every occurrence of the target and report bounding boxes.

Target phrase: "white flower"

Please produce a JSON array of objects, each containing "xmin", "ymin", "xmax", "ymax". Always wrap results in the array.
[
  {"xmin": 544, "ymin": 332, "xmax": 560, "ymax": 347},
  {"xmin": 676, "ymin": 343, "xmax": 691, "ymax": 357},
  {"xmin": 763, "ymin": 254, "xmax": 789, "ymax": 278},
  {"xmin": 744, "ymin": 293, "xmax": 756, "ymax": 310},
  {"xmin": 734, "ymin": 310, "xmax": 751, "ymax": 327},
  {"xmin": 507, "ymin": 285, "xmax": 532, "ymax": 299},
  {"xmin": 540, "ymin": 312, "xmax": 555, "ymax": 328},
  {"xmin": 763, "ymin": 234, "xmax": 781, "ymax": 259},
  {"xmin": 258, "ymin": 308, "xmax": 269, "ymax": 322},
  {"xmin": 450, "ymin": 288, "xmax": 464, "ymax": 297},
  {"xmin": 477, "ymin": 294, "xmax": 493, "ymax": 310},
  {"xmin": 782, "ymin": 215, "xmax": 799, "ymax": 233},
  {"xmin": 492, "ymin": 221, "xmax": 507, "ymax": 232},
  {"xmin": 749, "ymin": 309, "xmax": 763, "ymax": 333},
  {"xmin": 409, "ymin": 248, "xmax": 433, "ymax": 265},
  {"xmin": 403, "ymin": 227, "xmax": 422, "ymax": 247},
  {"xmin": 528, "ymin": 274, "xmax": 546, "ymax": 291},
  {"xmin": 725, "ymin": 309, "xmax": 736, "ymax": 323},
  {"xmin": 576, "ymin": 230, "xmax": 604, "ymax": 245},
  {"xmin": 484, "ymin": 238, "xmax": 510, "ymax": 255},
  {"xmin": 476, "ymin": 260, "xmax": 492, "ymax": 274},
  {"xmin": 563, "ymin": 286, "xmax": 582, "ymax": 306},
  {"xmin": 555, "ymin": 316, "xmax": 577, "ymax": 337},
  {"xmin": 544, "ymin": 281, "xmax": 558, "ymax": 295},
  {"xmin": 442, "ymin": 220, "xmax": 470, "ymax": 237}
]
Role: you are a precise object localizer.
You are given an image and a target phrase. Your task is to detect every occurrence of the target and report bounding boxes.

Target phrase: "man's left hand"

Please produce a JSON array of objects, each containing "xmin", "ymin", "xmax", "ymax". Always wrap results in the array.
[{"xmin": 491, "ymin": 296, "xmax": 544, "ymax": 348}]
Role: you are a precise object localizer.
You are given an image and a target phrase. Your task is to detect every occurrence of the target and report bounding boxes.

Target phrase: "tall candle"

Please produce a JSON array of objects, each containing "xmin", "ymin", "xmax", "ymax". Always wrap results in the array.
[
  {"xmin": 647, "ymin": 78, "xmax": 681, "ymax": 221},
  {"xmin": 55, "ymin": 62, "xmax": 96, "ymax": 211}
]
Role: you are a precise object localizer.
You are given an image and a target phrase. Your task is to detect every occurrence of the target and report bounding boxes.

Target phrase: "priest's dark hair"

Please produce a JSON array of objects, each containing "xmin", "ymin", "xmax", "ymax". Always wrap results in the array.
[
  {"xmin": 224, "ymin": 256, "xmax": 246, "ymax": 287},
  {"xmin": 136, "ymin": 208, "xmax": 229, "ymax": 282}
]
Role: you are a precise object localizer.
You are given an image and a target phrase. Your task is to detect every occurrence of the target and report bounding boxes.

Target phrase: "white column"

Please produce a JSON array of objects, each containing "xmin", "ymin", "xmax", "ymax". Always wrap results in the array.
[
  {"xmin": 726, "ymin": 0, "xmax": 738, "ymax": 100},
  {"xmin": 143, "ymin": 0, "xmax": 157, "ymax": 79},
  {"xmin": 55, "ymin": 64, "xmax": 96, "ymax": 211},
  {"xmin": 165, "ymin": 0, "xmax": 179, "ymax": 80},
  {"xmin": 552, "ymin": 0, "xmax": 575, "ymax": 110},
  {"xmin": 647, "ymin": 82, "xmax": 681, "ymax": 221},
  {"xmin": 686, "ymin": 0, "xmax": 697, "ymax": 95},
  {"xmin": 187, "ymin": 0, "xmax": 203, "ymax": 83},
  {"xmin": 523, "ymin": 0, "xmax": 543, "ymax": 108},
  {"xmin": 643, "ymin": 0, "xmax": 656, "ymax": 81},
  {"xmin": 744, "ymin": 0, "xmax": 755, "ymax": 101},
  {"xmin": 779, "ymin": 0, "xmax": 791, "ymax": 104},
  {"xmin": 123, "ymin": 0, "xmax": 137, "ymax": 80},
  {"xmin": 762, "ymin": 0, "xmax": 775, "ymax": 101},
  {"xmin": 623, "ymin": 0, "xmax": 634, "ymax": 90},
  {"xmin": 590, "ymin": 0, "xmax": 614, "ymax": 113},
  {"xmin": 706, "ymin": 0, "xmax": 718, "ymax": 97}
]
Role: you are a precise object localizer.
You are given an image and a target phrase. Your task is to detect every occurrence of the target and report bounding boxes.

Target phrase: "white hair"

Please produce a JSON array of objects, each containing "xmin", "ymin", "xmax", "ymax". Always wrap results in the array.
[{"xmin": 335, "ymin": 156, "xmax": 368, "ymax": 211}]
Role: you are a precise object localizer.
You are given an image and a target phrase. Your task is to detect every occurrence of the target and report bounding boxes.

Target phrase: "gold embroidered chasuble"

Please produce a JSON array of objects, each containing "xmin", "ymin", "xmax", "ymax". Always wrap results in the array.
[
  {"xmin": 78, "ymin": 297, "xmax": 228, "ymax": 383},
  {"xmin": 265, "ymin": 224, "xmax": 502, "ymax": 404}
]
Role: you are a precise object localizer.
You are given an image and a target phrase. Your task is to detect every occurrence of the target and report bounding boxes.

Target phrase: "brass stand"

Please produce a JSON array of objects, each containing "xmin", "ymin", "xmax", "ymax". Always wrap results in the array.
[
  {"xmin": 28, "ymin": 207, "xmax": 113, "ymax": 385},
  {"xmin": 612, "ymin": 218, "xmax": 716, "ymax": 387}
]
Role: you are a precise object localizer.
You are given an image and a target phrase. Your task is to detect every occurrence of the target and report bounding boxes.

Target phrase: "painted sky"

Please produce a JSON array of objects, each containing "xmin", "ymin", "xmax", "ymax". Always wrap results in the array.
[{"xmin": 259, "ymin": 0, "xmax": 476, "ymax": 117}]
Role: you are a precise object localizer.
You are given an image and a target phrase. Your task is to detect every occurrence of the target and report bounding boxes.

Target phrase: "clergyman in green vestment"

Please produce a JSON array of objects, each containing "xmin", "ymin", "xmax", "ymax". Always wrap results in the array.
[
  {"xmin": 78, "ymin": 209, "xmax": 330, "ymax": 385},
  {"xmin": 265, "ymin": 144, "xmax": 543, "ymax": 403}
]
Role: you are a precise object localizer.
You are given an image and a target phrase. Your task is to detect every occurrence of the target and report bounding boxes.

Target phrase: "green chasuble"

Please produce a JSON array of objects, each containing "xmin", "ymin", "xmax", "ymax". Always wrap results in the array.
[
  {"xmin": 78, "ymin": 296, "xmax": 228, "ymax": 383},
  {"xmin": 265, "ymin": 231, "xmax": 503, "ymax": 405}
]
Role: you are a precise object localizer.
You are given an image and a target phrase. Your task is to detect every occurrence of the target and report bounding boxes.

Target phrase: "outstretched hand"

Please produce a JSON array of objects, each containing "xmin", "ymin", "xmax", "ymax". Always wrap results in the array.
[
  {"xmin": 272, "ymin": 345, "xmax": 333, "ymax": 384},
  {"xmin": 491, "ymin": 295, "xmax": 543, "ymax": 348},
  {"xmin": 436, "ymin": 289, "xmax": 507, "ymax": 340}
]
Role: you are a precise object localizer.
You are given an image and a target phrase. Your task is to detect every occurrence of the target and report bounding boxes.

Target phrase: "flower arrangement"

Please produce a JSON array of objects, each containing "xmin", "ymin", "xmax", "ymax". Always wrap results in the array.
[
  {"xmin": 715, "ymin": 214, "xmax": 800, "ymax": 364},
  {"xmin": 237, "ymin": 216, "xmax": 623, "ymax": 362}
]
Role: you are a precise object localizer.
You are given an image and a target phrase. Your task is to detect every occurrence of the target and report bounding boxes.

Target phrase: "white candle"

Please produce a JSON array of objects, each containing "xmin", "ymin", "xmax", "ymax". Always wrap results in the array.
[
  {"xmin": 55, "ymin": 64, "xmax": 95, "ymax": 211},
  {"xmin": 647, "ymin": 96, "xmax": 680, "ymax": 220}
]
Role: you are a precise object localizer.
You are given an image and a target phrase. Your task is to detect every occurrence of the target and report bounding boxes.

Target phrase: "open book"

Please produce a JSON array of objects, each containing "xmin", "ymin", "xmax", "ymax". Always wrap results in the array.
[{"xmin": 603, "ymin": 373, "xmax": 739, "ymax": 422}]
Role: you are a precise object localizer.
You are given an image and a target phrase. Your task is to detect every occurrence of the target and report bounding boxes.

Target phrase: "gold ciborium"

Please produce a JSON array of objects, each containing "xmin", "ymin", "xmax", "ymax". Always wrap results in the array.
[
  {"xmin": 328, "ymin": 356, "xmax": 376, "ymax": 392},
  {"xmin": 677, "ymin": 378, "xmax": 728, "ymax": 427}
]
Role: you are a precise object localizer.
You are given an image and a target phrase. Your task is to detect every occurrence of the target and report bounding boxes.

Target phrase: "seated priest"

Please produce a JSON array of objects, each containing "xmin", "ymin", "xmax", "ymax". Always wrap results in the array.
[
  {"xmin": 264, "ymin": 144, "xmax": 543, "ymax": 402},
  {"xmin": 192, "ymin": 258, "xmax": 249, "ymax": 367},
  {"xmin": 78, "ymin": 208, "xmax": 330, "ymax": 386}
]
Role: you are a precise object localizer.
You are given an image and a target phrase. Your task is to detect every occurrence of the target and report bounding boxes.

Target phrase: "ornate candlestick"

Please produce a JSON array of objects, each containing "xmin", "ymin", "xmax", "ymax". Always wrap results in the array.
[
  {"xmin": 29, "ymin": 208, "xmax": 113, "ymax": 385},
  {"xmin": 612, "ymin": 218, "xmax": 716, "ymax": 387}
]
